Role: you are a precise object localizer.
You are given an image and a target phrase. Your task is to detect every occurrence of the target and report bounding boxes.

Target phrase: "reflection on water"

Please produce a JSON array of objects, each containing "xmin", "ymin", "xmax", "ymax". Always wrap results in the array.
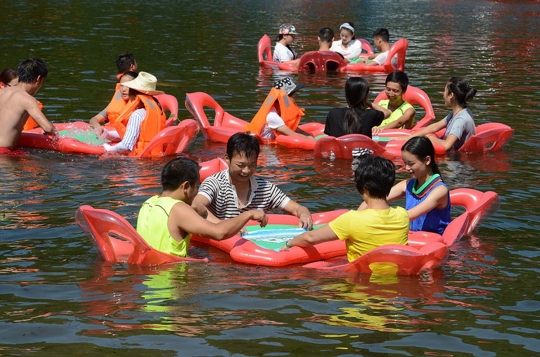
[{"xmin": 1, "ymin": 0, "xmax": 540, "ymax": 355}]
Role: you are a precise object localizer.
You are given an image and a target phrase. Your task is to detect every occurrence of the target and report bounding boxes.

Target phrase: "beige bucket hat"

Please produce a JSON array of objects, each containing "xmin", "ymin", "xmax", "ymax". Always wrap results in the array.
[{"xmin": 121, "ymin": 71, "xmax": 164, "ymax": 96}]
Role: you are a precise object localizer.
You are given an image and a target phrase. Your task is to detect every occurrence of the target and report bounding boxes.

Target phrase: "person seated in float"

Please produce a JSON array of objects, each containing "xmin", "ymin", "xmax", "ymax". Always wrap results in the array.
[
  {"xmin": 364, "ymin": 28, "xmax": 397, "ymax": 67},
  {"xmin": 0, "ymin": 58, "xmax": 58, "ymax": 154},
  {"xmin": 136, "ymin": 157, "xmax": 268, "ymax": 257},
  {"xmin": 411, "ymin": 77, "xmax": 477, "ymax": 151},
  {"xmin": 324, "ymin": 77, "xmax": 391, "ymax": 139},
  {"xmin": 102, "ymin": 71, "xmax": 166, "ymax": 154},
  {"xmin": 317, "ymin": 26, "xmax": 334, "ymax": 51},
  {"xmin": 329, "ymin": 22, "xmax": 363, "ymax": 62},
  {"xmin": 244, "ymin": 77, "xmax": 314, "ymax": 141},
  {"xmin": 89, "ymin": 52, "xmax": 138, "ymax": 131},
  {"xmin": 192, "ymin": 132, "xmax": 313, "ymax": 230},
  {"xmin": 281, "ymin": 156, "xmax": 409, "ymax": 262},
  {"xmin": 273, "ymin": 24, "xmax": 301, "ymax": 66},
  {"xmin": 379, "ymin": 136, "xmax": 451, "ymax": 234},
  {"xmin": 372, "ymin": 71, "xmax": 416, "ymax": 135}
]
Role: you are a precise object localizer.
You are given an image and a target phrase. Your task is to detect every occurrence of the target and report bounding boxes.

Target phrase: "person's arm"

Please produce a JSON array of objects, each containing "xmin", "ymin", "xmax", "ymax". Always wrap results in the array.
[
  {"xmin": 276, "ymin": 124, "xmax": 314, "ymax": 139},
  {"xmin": 372, "ymin": 107, "xmax": 415, "ymax": 135},
  {"xmin": 89, "ymin": 113, "xmax": 106, "ymax": 130},
  {"xmin": 170, "ymin": 203, "xmax": 268, "ymax": 241},
  {"xmin": 281, "ymin": 224, "xmax": 337, "ymax": 249},
  {"xmin": 192, "ymin": 193, "xmax": 221, "ymax": 223},
  {"xmin": 283, "ymin": 200, "xmax": 313, "ymax": 229},
  {"xmin": 24, "ymin": 96, "xmax": 57, "ymax": 136},
  {"xmin": 103, "ymin": 109, "xmax": 145, "ymax": 152},
  {"xmin": 369, "ymin": 101, "xmax": 392, "ymax": 119},
  {"xmin": 426, "ymin": 134, "xmax": 458, "ymax": 151},
  {"xmin": 407, "ymin": 185, "xmax": 448, "ymax": 221},
  {"xmin": 411, "ymin": 119, "xmax": 447, "ymax": 138}
]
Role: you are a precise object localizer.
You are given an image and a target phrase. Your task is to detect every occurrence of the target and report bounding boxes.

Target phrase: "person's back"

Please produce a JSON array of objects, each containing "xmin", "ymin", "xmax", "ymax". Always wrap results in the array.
[
  {"xmin": 324, "ymin": 77, "xmax": 385, "ymax": 138},
  {"xmin": 0, "ymin": 58, "xmax": 56, "ymax": 150},
  {"xmin": 282, "ymin": 156, "xmax": 409, "ymax": 262}
]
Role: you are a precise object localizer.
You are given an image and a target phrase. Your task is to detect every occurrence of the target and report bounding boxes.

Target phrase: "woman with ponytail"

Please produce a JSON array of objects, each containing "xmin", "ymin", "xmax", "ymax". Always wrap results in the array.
[
  {"xmin": 413, "ymin": 77, "xmax": 478, "ymax": 150},
  {"xmin": 324, "ymin": 77, "xmax": 389, "ymax": 138},
  {"xmin": 384, "ymin": 136, "xmax": 451, "ymax": 234}
]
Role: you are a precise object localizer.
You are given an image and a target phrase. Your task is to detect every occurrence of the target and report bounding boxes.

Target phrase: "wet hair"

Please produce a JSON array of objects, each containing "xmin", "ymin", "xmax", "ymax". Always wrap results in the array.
[
  {"xmin": 161, "ymin": 157, "xmax": 200, "ymax": 191},
  {"xmin": 227, "ymin": 132, "xmax": 260, "ymax": 160},
  {"xmin": 354, "ymin": 156, "xmax": 395, "ymax": 199},
  {"xmin": 385, "ymin": 70, "xmax": 409, "ymax": 92},
  {"xmin": 343, "ymin": 77, "xmax": 370, "ymax": 134},
  {"xmin": 340, "ymin": 22, "xmax": 356, "ymax": 40},
  {"xmin": 446, "ymin": 77, "xmax": 477, "ymax": 107},
  {"xmin": 0, "ymin": 68, "xmax": 18, "ymax": 86},
  {"xmin": 402, "ymin": 136, "xmax": 441, "ymax": 176},
  {"xmin": 373, "ymin": 28, "xmax": 390, "ymax": 43},
  {"xmin": 17, "ymin": 58, "xmax": 48, "ymax": 83},
  {"xmin": 115, "ymin": 52, "xmax": 136, "ymax": 74},
  {"xmin": 318, "ymin": 27, "xmax": 334, "ymax": 43}
]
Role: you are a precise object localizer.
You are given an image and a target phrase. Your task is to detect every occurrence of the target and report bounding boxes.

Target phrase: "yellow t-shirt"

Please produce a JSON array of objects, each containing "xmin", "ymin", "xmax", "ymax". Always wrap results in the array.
[{"xmin": 328, "ymin": 207, "xmax": 409, "ymax": 262}]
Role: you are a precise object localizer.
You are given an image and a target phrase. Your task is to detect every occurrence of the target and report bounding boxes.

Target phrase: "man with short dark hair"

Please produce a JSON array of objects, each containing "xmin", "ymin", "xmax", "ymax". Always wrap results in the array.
[
  {"xmin": 0, "ymin": 58, "xmax": 57, "ymax": 151},
  {"xmin": 193, "ymin": 132, "xmax": 313, "ymax": 229},
  {"xmin": 137, "ymin": 157, "xmax": 268, "ymax": 257}
]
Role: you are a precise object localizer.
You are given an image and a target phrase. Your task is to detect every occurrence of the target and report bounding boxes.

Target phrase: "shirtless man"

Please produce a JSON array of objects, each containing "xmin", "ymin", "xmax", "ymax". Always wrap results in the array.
[{"xmin": 0, "ymin": 58, "xmax": 57, "ymax": 151}]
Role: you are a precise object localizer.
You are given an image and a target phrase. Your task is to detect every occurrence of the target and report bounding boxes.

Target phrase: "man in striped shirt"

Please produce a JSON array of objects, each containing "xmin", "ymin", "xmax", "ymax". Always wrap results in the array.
[{"xmin": 193, "ymin": 132, "xmax": 313, "ymax": 229}]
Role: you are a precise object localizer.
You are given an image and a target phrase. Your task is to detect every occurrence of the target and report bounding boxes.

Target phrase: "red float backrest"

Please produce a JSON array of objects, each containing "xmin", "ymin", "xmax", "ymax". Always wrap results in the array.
[{"xmin": 155, "ymin": 94, "xmax": 179, "ymax": 127}]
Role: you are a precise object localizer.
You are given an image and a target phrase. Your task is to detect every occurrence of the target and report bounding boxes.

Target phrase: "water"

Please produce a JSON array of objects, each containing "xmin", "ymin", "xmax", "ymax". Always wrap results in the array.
[{"xmin": 1, "ymin": 0, "xmax": 540, "ymax": 355}]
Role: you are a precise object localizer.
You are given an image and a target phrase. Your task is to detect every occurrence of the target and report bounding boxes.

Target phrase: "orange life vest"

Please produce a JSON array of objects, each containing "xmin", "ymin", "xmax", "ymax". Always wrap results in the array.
[
  {"xmin": 104, "ymin": 83, "xmax": 129, "ymax": 126},
  {"xmin": 243, "ymin": 88, "xmax": 305, "ymax": 137},
  {"xmin": 23, "ymin": 100, "xmax": 44, "ymax": 131},
  {"xmin": 113, "ymin": 94, "xmax": 166, "ymax": 156}
]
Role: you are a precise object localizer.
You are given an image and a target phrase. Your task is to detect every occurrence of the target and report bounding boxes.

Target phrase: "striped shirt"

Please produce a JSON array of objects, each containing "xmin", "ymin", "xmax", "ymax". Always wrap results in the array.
[
  {"xmin": 103, "ymin": 108, "xmax": 146, "ymax": 153},
  {"xmin": 197, "ymin": 169, "xmax": 291, "ymax": 220}
]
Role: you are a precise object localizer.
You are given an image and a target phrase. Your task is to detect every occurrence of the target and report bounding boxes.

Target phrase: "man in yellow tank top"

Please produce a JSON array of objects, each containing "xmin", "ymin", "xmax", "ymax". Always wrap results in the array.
[{"xmin": 136, "ymin": 158, "xmax": 268, "ymax": 257}]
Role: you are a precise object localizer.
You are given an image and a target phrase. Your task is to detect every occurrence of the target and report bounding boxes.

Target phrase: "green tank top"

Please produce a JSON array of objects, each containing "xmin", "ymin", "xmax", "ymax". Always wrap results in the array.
[
  {"xmin": 376, "ymin": 99, "xmax": 414, "ymax": 127},
  {"xmin": 136, "ymin": 195, "xmax": 190, "ymax": 257}
]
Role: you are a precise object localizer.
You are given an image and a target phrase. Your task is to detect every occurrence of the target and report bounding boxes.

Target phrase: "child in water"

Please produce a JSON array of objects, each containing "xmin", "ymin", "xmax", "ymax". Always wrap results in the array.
[
  {"xmin": 412, "ymin": 77, "xmax": 477, "ymax": 151},
  {"xmin": 387, "ymin": 136, "xmax": 451, "ymax": 234},
  {"xmin": 281, "ymin": 156, "xmax": 409, "ymax": 262}
]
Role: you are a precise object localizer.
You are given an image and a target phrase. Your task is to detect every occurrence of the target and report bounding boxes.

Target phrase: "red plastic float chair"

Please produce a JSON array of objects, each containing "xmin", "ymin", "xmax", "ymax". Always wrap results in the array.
[
  {"xmin": 298, "ymin": 51, "xmax": 348, "ymax": 72},
  {"xmin": 374, "ymin": 85, "xmax": 436, "ymax": 131},
  {"xmin": 155, "ymin": 93, "xmax": 179, "ymax": 127},
  {"xmin": 137, "ymin": 119, "xmax": 199, "ymax": 158},
  {"xmin": 199, "ymin": 157, "xmax": 228, "ymax": 182},
  {"xmin": 448, "ymin": 188, "xmax": 499, "ymax": 235},
  {"xmin": 275, "ymin": 122, "xmax": 326, "ymax": 150},
  {"xmin": 257, "ymin": 34, "xmax": 298, "ymax": 72},
  {"xmin": 458, "ymin": 123, "xmax": 514, "ymax": 153},
  {"xmin": 75, "ymin": 205, "xmax": 207, "ymax": 266},
  {"xmin": 341, "ymin": 38, "xmax": 408, "ymax": 73},
  {"xmin": 314, "ymin": 134, "xmax": 396, "ymax": 160},
  {"xmin": 185, "ymin": 92, "xmax": 250, "ymax": 143},
  {"xmin": 350, "ymin": 242, "xmax": 448, "ymax": 275},
  {"xmin": 357, "ymin": 38, "xmax": 375, "ymax": 55}
]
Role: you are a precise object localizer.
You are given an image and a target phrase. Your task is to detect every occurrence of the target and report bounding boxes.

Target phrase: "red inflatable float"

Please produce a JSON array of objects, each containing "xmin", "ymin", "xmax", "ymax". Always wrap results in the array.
[
  {"xmin": 302, "ymin": 188, "xmax": 499, "ymax": 275},
  {"xmin": 17, "ymin": 119, "xmax": 199, "ymax": 157},
  {"xmin": 258, "ymin": 34, "xmax": 405, "ymax": 74}
]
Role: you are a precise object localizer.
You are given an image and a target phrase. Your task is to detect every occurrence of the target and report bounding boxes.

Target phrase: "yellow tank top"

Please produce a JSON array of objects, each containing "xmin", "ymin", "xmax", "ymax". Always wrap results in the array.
[
  {"xmin": 376, "ymin": 99, "xmax": 414, "ymax": 127},
  {"xmin": 136, "ymin": 195, "xmax": 190, "ymax": 257}
]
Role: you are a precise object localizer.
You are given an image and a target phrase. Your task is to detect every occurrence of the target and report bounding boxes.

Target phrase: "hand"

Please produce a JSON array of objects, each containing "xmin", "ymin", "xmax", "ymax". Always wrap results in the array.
[
  {"xmin": 372, "ymin": 127, "xmax": 383, "ymax": 136},
  {"xmin": 250, "ymin": 210, "xmax": 268, "ymax": 227},
  {"xmin": 298, "ymin": 213, "xmax": 313, "ymax": 230}
]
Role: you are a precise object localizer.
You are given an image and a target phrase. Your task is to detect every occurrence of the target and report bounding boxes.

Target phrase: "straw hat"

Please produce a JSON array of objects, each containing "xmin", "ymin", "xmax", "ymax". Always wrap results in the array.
[{"xmin": 121, "ymin": 71, "xmax": 164, "ymax": 96}]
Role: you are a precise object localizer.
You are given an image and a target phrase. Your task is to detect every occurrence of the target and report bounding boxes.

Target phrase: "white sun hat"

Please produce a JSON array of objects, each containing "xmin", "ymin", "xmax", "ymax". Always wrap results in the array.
[{"xmin": 121, "ymin": 71, "xmax": 164, "ymax": 96}]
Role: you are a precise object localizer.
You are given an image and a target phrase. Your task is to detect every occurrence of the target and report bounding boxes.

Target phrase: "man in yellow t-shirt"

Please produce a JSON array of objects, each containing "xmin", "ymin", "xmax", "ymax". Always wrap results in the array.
[{"xmin": 282, "ymin": 156, "xmax": 408, "ymax": 262}]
